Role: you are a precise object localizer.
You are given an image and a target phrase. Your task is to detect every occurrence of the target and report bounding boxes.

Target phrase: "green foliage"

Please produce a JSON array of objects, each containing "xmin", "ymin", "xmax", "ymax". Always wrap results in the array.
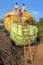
[
  {"xmin": 37, "ymin": 18, "xmax": 43, "ymax": 37},
  {"xmin": 0, "ymin": 19, "xmax": 4, "ymax": 23}
]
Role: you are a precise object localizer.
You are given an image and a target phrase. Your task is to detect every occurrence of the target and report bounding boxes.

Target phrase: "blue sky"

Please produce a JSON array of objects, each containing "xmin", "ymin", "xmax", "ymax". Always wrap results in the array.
[{"xmin": 0, "ymin": 0, "xmax": 43, "ymax": 21}]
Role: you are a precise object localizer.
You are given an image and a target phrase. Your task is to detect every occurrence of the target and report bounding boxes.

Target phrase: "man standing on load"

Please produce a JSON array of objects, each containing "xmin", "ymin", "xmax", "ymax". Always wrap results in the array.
[
  {"xmin": 22, "ymin": 4, "xmax": 26, "ymax": 12},
  {"xmin": 14, "ymin": 3, "xmax": 18, "ymax": 10}
]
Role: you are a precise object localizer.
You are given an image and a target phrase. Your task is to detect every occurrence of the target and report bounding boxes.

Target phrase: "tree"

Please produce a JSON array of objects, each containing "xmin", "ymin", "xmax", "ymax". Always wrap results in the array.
[
  {"xmin": 0, "ymin": 19, "xmax": 4, "ymax": 23},
  {"xmin": 37, "ymin": 18, "xmax": 43, "ymax": 37}
]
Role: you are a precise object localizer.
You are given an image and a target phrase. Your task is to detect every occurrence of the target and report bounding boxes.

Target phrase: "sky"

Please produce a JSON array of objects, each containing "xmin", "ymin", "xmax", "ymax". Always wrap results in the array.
[{"xmin": 0, "ymin": 0, "xmax": 43, "ymax": 21}]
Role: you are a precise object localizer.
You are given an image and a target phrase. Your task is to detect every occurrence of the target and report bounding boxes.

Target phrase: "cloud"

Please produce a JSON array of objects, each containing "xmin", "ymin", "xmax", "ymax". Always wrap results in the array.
[
  {"xmin": 31, "ymin": 11, "xmax": 40, "ymax": 21},
  {"xmin": 31, "ymin": 11, "xmax": 40, "ymax": 15}
]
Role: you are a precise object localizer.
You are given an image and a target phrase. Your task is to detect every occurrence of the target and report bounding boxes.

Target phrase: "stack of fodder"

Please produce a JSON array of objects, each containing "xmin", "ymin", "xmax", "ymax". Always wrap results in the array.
[{"xmin": 0, "ymin": 31, "xmax": 21, "ymax": 65}]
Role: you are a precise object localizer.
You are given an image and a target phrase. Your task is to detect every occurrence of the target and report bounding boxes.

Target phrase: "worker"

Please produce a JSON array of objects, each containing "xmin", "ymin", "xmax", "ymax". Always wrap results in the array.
[
  {"xmin": 21, "ymin": 4, "xmax": 26, "ymax": 12},
  {"xmin": 13, "ymin": 3, "xmax": 19, "ymax": 15},
  {"xmin": 14, "ymin": 3, "xmax": 18, "ymax": 10},
  {"xmin": 18, "ymin": 9, "xmax": 23, "ymax": 22}
]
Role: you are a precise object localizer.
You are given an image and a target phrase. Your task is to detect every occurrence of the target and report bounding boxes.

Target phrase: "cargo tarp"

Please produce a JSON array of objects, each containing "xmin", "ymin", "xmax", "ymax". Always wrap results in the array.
[
  {"xmin": 10, "ymin": 21, "xmax": 38, "ymax": 46},
  {"xmin": 4, "ymin": 17, "xmax": 11, "ymax": 31}
]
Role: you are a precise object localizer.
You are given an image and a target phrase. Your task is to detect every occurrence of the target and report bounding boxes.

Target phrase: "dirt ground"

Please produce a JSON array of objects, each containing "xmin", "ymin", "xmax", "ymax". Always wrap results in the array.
[{"xmin": 27, "ymin": 41, "xmax": 43, "ymax": 65}]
